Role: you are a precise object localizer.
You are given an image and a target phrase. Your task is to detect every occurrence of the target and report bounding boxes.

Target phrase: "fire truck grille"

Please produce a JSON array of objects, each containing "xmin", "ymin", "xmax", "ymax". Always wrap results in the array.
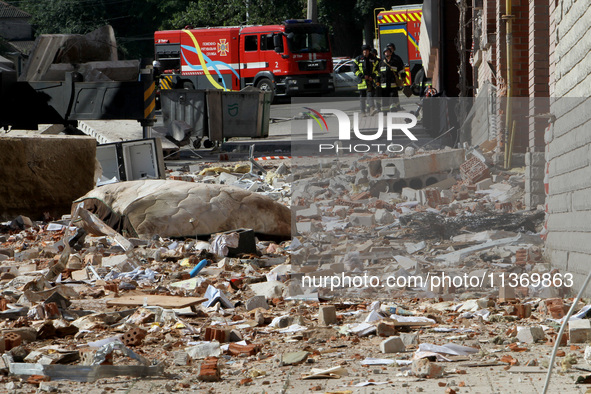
[{"xmin": 297, "ymin": 60, "xmax": 326, "ymax": 71}]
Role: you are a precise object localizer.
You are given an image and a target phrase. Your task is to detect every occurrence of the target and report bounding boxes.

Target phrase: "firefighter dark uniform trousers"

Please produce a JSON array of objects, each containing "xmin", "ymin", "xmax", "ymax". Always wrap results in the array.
[
  {"xmin": 354, "ymin": 45, "xmax": 379, "ymax": 115},
  {"xmin": 379, "ymin": 45, "xmax": 405, "ymax": 111}
]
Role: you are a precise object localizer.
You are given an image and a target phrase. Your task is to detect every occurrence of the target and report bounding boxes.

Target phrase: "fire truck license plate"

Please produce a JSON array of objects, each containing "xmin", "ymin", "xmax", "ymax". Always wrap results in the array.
[{"xmin": 309, "ymin": 79, "xmax": 319, "ymax": 83}]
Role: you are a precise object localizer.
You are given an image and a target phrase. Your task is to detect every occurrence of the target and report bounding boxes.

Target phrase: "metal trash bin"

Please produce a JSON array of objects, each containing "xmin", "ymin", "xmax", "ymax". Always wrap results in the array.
[
  {"xmin": 208, "ymin": 88, "xmax": 271, "ymax": 142},
  {"xmin": 161, "ymin": 89, "xmax": 206, "ymax": 144}
]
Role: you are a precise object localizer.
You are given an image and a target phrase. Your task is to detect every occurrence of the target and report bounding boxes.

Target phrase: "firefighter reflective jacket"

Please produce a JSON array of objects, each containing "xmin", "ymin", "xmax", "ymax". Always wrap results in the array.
[
  {"xmin": 353, "ymin": 55, "xmax": 379, "ymax": 90},
  {"xmin": 379, "ymin": 55, "xmax": 405, "ymax": 88}
]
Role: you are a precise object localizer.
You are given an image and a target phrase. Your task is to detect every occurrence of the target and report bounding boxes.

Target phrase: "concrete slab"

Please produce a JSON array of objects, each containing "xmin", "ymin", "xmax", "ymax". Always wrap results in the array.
[{"xmin": 380, "ymin": 149, "xmax": 465, "ymax": 179}]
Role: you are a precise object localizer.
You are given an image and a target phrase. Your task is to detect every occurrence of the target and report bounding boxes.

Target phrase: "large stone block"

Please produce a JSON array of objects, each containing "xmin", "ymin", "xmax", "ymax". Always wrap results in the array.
[
  {"xmin": 0, "ymin": 135, "xmax": 96, "ymax": 220},
  {"xmin": 380, "ymin": 149, "xmax": 464, "ymax": 179}
]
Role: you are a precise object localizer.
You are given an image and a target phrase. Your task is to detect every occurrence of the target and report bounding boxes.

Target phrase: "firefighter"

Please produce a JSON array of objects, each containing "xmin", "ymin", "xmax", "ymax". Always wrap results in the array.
[
  {"xmin": 371, "ymin": 48, "xmax": 382, "ymax": 112},
  {"xmin": 380, "ymin": 43, "xmax": 405, "ymax": 111},
  {"xmin": 354, "ymin": 44, "xmax": 379, "ymax": 116}
]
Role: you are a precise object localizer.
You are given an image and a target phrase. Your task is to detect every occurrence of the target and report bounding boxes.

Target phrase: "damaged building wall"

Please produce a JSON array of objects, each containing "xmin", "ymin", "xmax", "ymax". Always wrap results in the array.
[
  {"xmin": 546, "ymin": 0, "xmax": 591, "ymax": 291},
  {"xmin": 0, "ymin": 135, "xmax": 96, "ymax": 221},
  {"xmin": 469, "ymin": 0, "xmax": 550, "ymax": 208}
]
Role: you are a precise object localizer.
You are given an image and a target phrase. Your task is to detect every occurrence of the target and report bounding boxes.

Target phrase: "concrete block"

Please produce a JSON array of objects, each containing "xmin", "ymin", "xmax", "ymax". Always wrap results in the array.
[
  {"xmin": 249, "ymin": 281, "xmax": 286, "ymax": 299},
  {"xmin": 84, "ymin": 254, "xmax": 103, "ymax": 266},
  {"xmin": 402, "ymin": 187, "xmax": 418, "ymax": 201},
  {"xmin": 0, "ymin": 135, "xmax": 96, "ymax": 221},
  {"xmin": 380, "ymin": 336, "xmax": 405, "ymax": 353},
  {"xmin": 440, "ymin": 189, "xmax": 454, "ymax": 201},
  {"xmin": 174, "ymin": 351, "xmax": 190, "ymax": 366},
  {"xmin": 349, "ymin": 213, "xmax": 375, "ymax": 227},
  {"xmin": 380, "ymin": 149, "xmax": 464, "ymax": 179},
  {"xmin": 318, "ymin": 305, "xmax": 337, "ymax": 326},
  {"xmin": 428, "ymin": 177, "xmax": 457, "ymax": 190},
  {"xmin": 476, "ymin": 178, "xmax": 493, "ymax": 190},
  {"xmin": 569, "ymin": 319, "xmax": 591, "ymax": 343},
  {"xmin": 526, "ymin": 152, "xmax": 546, "ymax": 167},
  {"xmin": 186, "ymin": 342, "xmax": 221, "ymax": 359},
  {"xmin": 572, "ymin": 189, "xmax": 591, "ymax": 211},
  {"xmin": 378, "ymin": 192, "xmax": 401, "ymax": 202},
  {"xmin": 400, "ymin": 333, "xmax": 419, "ymax": 347},
  {"xmin": 374, "ymin": 209, "xmax": 394, "ymax": 224},
  {"xmin": 517, "ymin": 326, "xmax": 545, "ymax": 344},
  {"xmin": 66, "ymin": 254, "xmax": 83, "ymax": 270},
  {"xmin": 525, "ymin": 165, "xmax": 545, "ymax": 180},
  {"xmin": 412, "ymin": 358, "xmax": 444, "ymax": 378},
  {"xmin": 245, "ymin": 295, "xmax": 269, "ymax": 311},
  {"xmin": 296, "ymin": 221, "xmax": 316, "ymax": 233},
  {"xmin": 297, "ymin": 204, "xmax": 320, "ymax": 218},
  {"xmin": 498, "ymin": 284, "xmax": 516, "ymax": 302},
  {"xmin": 101, "ymin": 255, "xmax": 128, "ymax": 268},
  {"xmin": 218, "ymin": 172, "xmax": 239, "ymax": 185},
  {"xmin": 15, "ymin": 248, "xmax": 39, "ymax": 262}
]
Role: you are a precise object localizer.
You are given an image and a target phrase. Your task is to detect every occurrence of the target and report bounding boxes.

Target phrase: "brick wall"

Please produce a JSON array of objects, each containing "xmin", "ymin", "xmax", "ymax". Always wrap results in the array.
[
  {"xmin": 524, "ymin": 0, "xmax": 550, "ymax": 209},
  {"xmin": 546, "ymin": 0, "xmax": 591, "ymax": 292}
]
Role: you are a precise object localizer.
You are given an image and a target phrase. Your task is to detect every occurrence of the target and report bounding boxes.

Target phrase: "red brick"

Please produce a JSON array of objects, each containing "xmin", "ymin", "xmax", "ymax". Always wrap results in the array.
[
  {"xmin": 424, "ymin": 188, "xmax": 441, "ymax": 208},
  {"xmin": 204, "ymin": 327, "xmax": 230, "ymax": 343},
  {"xmin": 26, "ymin": 375, "xmax": 50, "ymax": 385},
  {"xmin": 198, "ymin": 357, "xmax": 221, "ymax": 382},
  {"xmin": 227, "ymin": 343, "xmax": 261, "ymax": 357},
  {"xmin": 4, "ymin": 332, "xmax": 21, "ymax": 351},
  {"xmin": 44, "ymin": 302, "xmax": 61, "ymax": 319},
  {"xmin": 460, "ymin": 157, "xmax": 490, "ymax": 184},
  {"xmin": 495, "ymin": 202, "xmax": 512, "ymax": 212},
  {"xmin": 122, "ymin": 327, "xmax": 147, "ymax": 347}
]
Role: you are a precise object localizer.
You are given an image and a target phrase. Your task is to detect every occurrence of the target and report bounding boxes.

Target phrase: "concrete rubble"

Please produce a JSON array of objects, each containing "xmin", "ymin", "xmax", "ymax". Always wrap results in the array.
[{"xmin": 0, "ymin": 149, "xmax": 586, "ymax": 393}]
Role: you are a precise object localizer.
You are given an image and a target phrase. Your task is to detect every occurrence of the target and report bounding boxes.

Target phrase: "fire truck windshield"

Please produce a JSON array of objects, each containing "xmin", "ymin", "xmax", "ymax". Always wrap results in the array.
[{"xmin": 286, "ymin": 26, "xmax": 329, "ymax": 54}]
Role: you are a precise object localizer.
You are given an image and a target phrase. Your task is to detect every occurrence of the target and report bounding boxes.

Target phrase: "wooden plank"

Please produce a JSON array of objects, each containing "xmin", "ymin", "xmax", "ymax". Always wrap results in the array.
[{"xmin": 106, "ymin": 295, "xmax": 206, "ymax": 308}]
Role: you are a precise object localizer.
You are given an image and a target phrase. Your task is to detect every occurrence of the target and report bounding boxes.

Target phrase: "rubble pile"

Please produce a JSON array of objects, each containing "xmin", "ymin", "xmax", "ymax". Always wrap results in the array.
[{"xmin": 0, "ymin": 154, "xmax": 586, "ymax": 392}]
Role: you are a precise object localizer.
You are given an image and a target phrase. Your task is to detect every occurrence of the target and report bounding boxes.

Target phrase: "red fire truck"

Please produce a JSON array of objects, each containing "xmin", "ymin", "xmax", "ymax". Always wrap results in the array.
[
  {"xmin": 154, "ymin": 20, "xmax": 334, "ymax": 100},
  {"xmin": 376, "ymin": 5, "xmax": 423, "ymax": 87}
]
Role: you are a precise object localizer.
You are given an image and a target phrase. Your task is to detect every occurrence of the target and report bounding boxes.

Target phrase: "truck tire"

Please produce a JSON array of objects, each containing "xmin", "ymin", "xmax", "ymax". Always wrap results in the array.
[
  {"xmin": 181, "ymin": 81, "xmax": 195, "ymax": 90},
  {"xmin": 256, "ymin": 78, "xmax": 275, "ymax": 102}
]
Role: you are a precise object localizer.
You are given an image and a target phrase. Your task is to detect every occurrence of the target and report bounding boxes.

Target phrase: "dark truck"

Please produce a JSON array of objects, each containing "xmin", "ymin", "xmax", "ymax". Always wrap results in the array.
[{"xmin": 0, "ymin": 26, "xmax": 155, "ymax": 133}]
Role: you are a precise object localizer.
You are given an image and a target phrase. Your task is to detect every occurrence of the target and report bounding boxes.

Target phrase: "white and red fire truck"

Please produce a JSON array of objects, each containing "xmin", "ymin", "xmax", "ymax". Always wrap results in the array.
[{"xmin": 154, "ymin": 20, "xmax": 334, "ymax": 100}]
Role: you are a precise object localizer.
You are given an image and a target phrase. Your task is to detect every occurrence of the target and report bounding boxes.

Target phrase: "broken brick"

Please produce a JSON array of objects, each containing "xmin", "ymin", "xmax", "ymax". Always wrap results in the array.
[
  {"xmin": 227, "ymin": 343, "xmax": 260, "ymax": 357},
  {"xmin": 122, "ymin": 327, "xmax": 147, "ymax": 347},
  {"xmin": 203, "ymin": 327, "xmax": 230, "ymax": 343},
  {"xmin": 26, "ymin": 375, "xmax": 50, "ymax": 386},
  {"xmin": 198, "ymin": 357, "xmax": 221, "ymax": 382}
]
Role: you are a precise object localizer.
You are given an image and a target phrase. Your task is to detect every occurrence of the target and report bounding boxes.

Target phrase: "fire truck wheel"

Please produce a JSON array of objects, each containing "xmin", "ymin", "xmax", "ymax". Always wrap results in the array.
[
  {"xmin": 182, "ymin": 81, "xmax": 195, "ymax": 90},
  {"xmin": 203, "ymin": 138, "xmax": 214, "ymax": 149},
  {"xmin": 256, "ymin": 78, "xmax": 275, "ymax": 101}
]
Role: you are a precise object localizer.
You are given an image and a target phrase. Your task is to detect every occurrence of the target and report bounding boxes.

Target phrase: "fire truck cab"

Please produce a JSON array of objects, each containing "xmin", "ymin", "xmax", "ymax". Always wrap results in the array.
[{"xmin": 154, "ymin": 20, "xmax": 334, "ymax": 100}]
